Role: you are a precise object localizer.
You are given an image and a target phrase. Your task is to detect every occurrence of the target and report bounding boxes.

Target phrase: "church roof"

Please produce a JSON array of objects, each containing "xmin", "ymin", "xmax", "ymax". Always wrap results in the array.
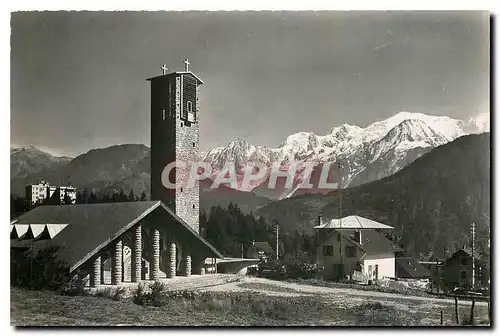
[
  {"xmin": 314, "ymin": 215, "xmax": 394, "ymax": 230},
  {"xmin": 10, "ymin": 201, "xmax": 223, "ymax": 272},
  {"xmin": 146, "ymin": 71, "xmax": 204, "ymax": 84}
]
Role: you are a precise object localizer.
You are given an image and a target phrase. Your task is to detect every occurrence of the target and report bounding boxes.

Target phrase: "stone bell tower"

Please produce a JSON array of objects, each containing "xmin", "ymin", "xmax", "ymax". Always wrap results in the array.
[{"xmin": 147, "ymin": 59, "xmax": 203, "ymax": 233}]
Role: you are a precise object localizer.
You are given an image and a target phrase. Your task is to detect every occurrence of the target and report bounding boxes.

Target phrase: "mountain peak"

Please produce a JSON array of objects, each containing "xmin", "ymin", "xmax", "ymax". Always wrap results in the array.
[
  {"xmin": 364, "ymin": 111, "xmax": 466, "ymax": 142},
  {"xmin": 11, "ymin": 145, "xmax": 41, "ymax": 153},
  {"xmin": 280, "ymin": 132, "xmax": 318, "ymax": 147},
  {"xmin": 382, "ymin": 118, "xmax": 446, "ymax": 144},
  {"xmin": 328, "ymin": 123, "xmax": 363, "ymax": 141},
  {"xmin": 230, "ymin": 137, "xmax": 251, "ymax": 147}
]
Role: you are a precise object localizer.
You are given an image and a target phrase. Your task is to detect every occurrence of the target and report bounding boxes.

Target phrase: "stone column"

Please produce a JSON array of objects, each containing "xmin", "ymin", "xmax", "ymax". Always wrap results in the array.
[
  {"xmin": 100, "ymin": 257, "xmax": 105, "ymax": 284},
  {"xmin": 131, "ymin": 225, "xmax": 142, "ymax": 282},
  {"xmin": 121, "ymin": 243, "xmax": 125, "ymax": 283},
  {"xmin": 112, "ymin": 240, "xmax": 123, "ymax": 285},
  {"xmin": 167, "ymin": 242, "xmax": 176, "ymax": 278},
  {"xmin": 152, "ymin": 229, "xmax": 160, "ymax": 281},
  {"xmin": 184, "ymin": 254, "xmax": 192, "ymax": 277},
  {"xmin": 91, "ymin": 255, "xmax": 101, "ymax": 287}
]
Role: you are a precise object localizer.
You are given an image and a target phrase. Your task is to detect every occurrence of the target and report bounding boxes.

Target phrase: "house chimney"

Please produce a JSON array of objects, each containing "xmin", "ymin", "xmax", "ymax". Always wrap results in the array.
[
  {"xmin": 354, "ymin": 230, "xmax": 362, "ymax": 244},
  {"xmin": 318, "ymin": 215, "xmax": 323, "ymax": 226}
]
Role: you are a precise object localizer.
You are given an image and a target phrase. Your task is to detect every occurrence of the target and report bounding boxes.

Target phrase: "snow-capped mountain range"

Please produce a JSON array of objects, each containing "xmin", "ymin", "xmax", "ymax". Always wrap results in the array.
[{"xmin": 202, "ymin": 111, "xmax": 489, "ymax": 199}]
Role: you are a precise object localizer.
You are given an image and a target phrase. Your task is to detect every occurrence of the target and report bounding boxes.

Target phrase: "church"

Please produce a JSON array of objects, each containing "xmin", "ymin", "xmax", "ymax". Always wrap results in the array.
[{"xmin": 10, "ymin": 60, "xmax": 224, "ymax": 286}]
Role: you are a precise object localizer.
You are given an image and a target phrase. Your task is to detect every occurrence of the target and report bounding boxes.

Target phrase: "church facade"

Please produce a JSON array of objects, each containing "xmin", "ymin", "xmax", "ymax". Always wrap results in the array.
[{"xmin": 11, "ymin": 60, "xmax": 223, "ymax": 287}]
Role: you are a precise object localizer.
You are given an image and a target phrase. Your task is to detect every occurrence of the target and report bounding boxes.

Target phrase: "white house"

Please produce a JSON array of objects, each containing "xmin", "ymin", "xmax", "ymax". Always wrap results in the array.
[{"xmin": 314, "ymin": 215, "xmax": 403, "ymax": 281}]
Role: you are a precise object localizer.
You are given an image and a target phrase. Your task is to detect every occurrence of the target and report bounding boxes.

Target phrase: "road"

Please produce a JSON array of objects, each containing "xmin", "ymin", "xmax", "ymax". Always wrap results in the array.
[{"xmin": 204, "ymin": 276, "xmax": 489, "ymax": 307}]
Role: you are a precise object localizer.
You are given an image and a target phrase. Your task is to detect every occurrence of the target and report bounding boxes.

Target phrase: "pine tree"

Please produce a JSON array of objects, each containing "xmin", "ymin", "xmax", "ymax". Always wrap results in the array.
[
  {"xmin": 140, "ymin": 190, "xmax": 147, "ymax": 201},
  {"xmin": 200, "ymin": 210, "xmax": 208, "ymax": 237},
  {"xmin": 89, "ymin": 190, "xmax": 99, "ymax": 204},
  {"xmin": 128, "ymin": 189, "xmax": 136, "ymax": 202},
  {"xmin": 202, "ymin": 204, "xmax": 273, "ymax": 258},
  {"xmin": 119, "ymin": 189, "xmax": 127, "ymax": 202}
]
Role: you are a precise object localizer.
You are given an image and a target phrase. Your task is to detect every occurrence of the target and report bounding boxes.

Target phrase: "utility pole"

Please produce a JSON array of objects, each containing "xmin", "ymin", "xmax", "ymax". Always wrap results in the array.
[
  {"xmin": 275, "ymin": 221, "xmax": 279, "ymax": 261},
  {"xmin": 471, "ymin": 222, "xmax": 476, "ymax": 289},
  {"xmin": 338, "ymin": 161, "xmax": 343, "ymax": 279}
]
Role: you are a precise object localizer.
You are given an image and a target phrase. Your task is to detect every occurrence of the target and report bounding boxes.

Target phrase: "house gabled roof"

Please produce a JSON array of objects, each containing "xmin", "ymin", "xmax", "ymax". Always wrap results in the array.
[
  {"xmin": 461, "ymin": 247, "xmax": 481, "ymax": 260},
  {"xmin": 10, "ymin": 201, "xmax": 223, "ymax": 272},
  {"xmin": 336, "ymin": 229, "xmax": 404, "ymax": 255},
  {"xmin": 314, "ymin": 215, "xmax": 394, "ymax": 230},
  {"xmin": 448, "ymin": 247, "xmax": 481, "ymax": 261},
  {"xmin": 396, "ymin": 257, "xmax": 432, "ymax": 278}
]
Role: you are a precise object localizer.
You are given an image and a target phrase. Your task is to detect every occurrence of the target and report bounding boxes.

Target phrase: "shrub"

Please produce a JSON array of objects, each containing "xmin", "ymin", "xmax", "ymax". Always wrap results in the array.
[
  {"xmin": 286, "ymin": 262, "xmax": 323, "ymax": 279},
  {"xmin": 133, "ymin": 281, "xmax": 168, "ymax": 306},
  {"xmin": 257, "ymin": 253, "xmax": 322, "ymax": 280},
  {"xmin": 133, "ymin": 282, "xmax": 149, "ymax": 306},
  {"xmin": 149, "ymin": 281, "xmax": 167, "ymax": 306},
  {"xmin": 61, "ymin": 276, "xmax": 88, "ymax": 296},
  {"xmin": 258, "ymin": 259, "xmax": 287, "ymax": 280},
  {"xmin": 11, "ymin": 246, "xmax": 71, "ymax": 291},
  {"xmin": 113, "ymin": 287, "xmax": 126, "ymax": 301}
]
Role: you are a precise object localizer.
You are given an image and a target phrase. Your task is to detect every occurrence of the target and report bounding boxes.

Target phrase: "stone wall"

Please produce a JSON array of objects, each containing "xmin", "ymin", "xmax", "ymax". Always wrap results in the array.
[
  {"xmin": 150, "ymin": 73, "xmax": 200, "ymax": 234},
  {"xmin": 174, "ymin": 74, "xmax": 200, "ymax": 233}
]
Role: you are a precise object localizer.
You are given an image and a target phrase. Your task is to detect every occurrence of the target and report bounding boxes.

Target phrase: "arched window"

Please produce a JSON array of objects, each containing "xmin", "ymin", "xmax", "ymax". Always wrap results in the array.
[{"xmin": 187, "ymin": 101, "xmax": 193, "ymax": 113}]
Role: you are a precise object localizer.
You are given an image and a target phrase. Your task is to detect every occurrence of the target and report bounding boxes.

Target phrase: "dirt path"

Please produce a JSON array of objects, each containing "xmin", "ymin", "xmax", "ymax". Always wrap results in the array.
[{"xmin": 204, "ymin": 276, "xmax": 488, "ymax": 308}]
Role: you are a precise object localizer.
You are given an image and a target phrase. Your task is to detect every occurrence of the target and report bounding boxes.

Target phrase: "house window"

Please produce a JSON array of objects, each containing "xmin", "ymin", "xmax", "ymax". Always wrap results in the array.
[
  {"xmin": 461, "ymin": 257, "xmax": 468, "ymax": 266},
  {"xmin": 323, "ymin": 245, "xmax": 334, "ymax": 256},
  {"xmin": 193, "ymin": 142, "xmax": 196, "ymax": 148},
  {"xmin": 193, "ymin": 204, "xmax": 196, "ymax": 209},
  {"xmin": 461, "ymin": 271, "xmax": 468, "ymax": 280},
  {"xmin": 180, "ymin": 188, "xmax": 183, "ymax": 192},
  {"xmin": 345, "ymin": 246, "xmax": 356, "ymax": 258},
  {"xmin": 187, "ymin": 101, "xmax": 193, "ymax": 113}
]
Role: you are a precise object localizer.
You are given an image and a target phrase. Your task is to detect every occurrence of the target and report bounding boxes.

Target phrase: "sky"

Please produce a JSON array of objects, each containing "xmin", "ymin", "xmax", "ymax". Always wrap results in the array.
[{"xmin": 11, "ymin": 11, "xmax": 490, "ymax": 157}]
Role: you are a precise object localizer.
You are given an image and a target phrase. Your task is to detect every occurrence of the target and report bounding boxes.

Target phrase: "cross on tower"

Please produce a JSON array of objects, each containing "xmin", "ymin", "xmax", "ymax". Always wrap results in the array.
[
  {"xmin": 161, "ymin": 64, "xmax": 169, "ymax": 75},
  {"xmin": 184, "ymin": 58, "xmax": 190, "ymax": 71}
]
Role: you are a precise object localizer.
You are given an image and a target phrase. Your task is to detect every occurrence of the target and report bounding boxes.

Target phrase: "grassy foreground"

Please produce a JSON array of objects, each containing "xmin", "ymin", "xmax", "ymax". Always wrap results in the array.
[
  {"xmin": 11, "ymin": 287, "xmax": 338, "ymax": 326},
  {"xmin": 10, "ymin": 286, "xmax": 490, "ymax": 326}
]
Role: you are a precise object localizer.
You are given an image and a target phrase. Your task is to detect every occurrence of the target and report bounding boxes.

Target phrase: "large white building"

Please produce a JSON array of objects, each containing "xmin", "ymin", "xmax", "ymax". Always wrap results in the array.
[
  {"xmin": 314, "ymin": 215, "xmax": 403, "ymax": 281},
  {"xmin": 25, "ymin": 180, "xmax": 76, "ymax": 204}
]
